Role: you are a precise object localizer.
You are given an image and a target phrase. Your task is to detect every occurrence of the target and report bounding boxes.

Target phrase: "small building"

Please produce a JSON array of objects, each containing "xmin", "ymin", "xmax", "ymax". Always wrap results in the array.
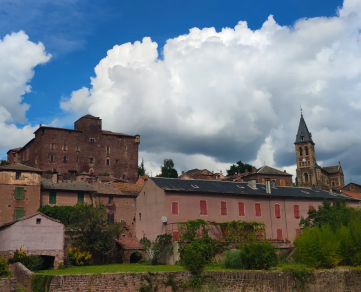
[
  {"xmin": 115, "ymin": 238, "xmax": 144, "ymax": 263},
  {"xmin": 136, "ymin": 178, "xmax": 359, "ymax": 242},
  {"xmin": 341, "ymin": 182, "xmax": 361, "ymax": 199},
  {"xmin": 0, "ymin": 213, "xmax": 64, "ymax": 268},
  {"xmin": 240, "ymin": 166, "xmax": 293, "ymax": 187},
  {"xmin": 180, "ymin": 169, "xmax": 225, "ymax": 180},
  {"xmin": 0, "ymin": 164, "xmax": 43, "ymax": 225}
]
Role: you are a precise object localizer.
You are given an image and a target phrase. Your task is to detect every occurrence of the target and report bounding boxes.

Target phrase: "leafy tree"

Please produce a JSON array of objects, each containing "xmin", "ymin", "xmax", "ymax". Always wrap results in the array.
[
  {"xmin": 138, "ymin": 158, "xmax": 147, "ymax": 176},
  {"xmin": 0, "ymin": 160, "xmax": 9, "ymax": 166},
  {"xmin": 226, "ymin": 160, "xmax": 252, "ymax": 176},
  {"xmin": 66, "ymin": 203, "xmax": 123, "ymax": 263},
  {"xmin": 38, "ymin": 205, "xmax": 75, "ymax": 225},
  {"xmin": 156, "ymin": 159, "xmax": 178, "ymax": 178}
]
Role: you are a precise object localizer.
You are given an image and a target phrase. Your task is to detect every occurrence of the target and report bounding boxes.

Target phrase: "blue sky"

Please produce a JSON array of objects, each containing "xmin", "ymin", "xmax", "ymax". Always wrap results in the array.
[{"xmin": 2, "ymin": 0, "xmax": 361, "ymax": 182}]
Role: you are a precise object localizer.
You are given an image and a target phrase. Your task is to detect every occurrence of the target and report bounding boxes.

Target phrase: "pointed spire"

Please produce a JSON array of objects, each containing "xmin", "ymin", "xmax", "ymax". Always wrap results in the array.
[{"xmin": 295, "ymin": 113, "xmax": 314, "ymax": 144}]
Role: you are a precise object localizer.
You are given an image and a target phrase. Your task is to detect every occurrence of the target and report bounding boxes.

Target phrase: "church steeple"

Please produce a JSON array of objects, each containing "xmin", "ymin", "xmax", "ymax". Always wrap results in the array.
[{"xmin": 295, "ymin": 113, "xmax": 314, "ymax": 144}]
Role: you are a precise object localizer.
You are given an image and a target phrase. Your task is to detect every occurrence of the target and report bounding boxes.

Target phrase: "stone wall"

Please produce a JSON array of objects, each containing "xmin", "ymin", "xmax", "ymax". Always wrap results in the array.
[
  {"xmin": 0, "ymin": 278, "xmax": 16, "ymax": 292},
  {"xmin": 11, "ymin": 262, "xmax": 361, "ymax": 292}
]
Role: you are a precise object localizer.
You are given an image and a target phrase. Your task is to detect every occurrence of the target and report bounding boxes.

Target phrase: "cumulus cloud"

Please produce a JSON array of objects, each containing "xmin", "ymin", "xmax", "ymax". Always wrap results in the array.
[
  {"xmin": 0, "ymin": 31, "xmax": 51, "ymax": 156},
  {"xmin": 62, "ymin": 0, "xmax": 361, "ymax": 181}
]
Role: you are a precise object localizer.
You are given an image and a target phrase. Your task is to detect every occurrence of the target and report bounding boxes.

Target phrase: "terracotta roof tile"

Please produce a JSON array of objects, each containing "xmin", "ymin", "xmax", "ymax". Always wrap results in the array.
[
  {"xmin": 116, "ymin": 238, "xmax": 143, "ymax": 249},
  {"xmin": 112, "ymin": 182, "xmax": 143, "ymax": 197},
  {"xmin": 341, "ymin": 191, "xmax": 361, "ymax": 199},
  {"xmin": 91, "ymin": 181, "xmax": 123, "ymax": 196}
]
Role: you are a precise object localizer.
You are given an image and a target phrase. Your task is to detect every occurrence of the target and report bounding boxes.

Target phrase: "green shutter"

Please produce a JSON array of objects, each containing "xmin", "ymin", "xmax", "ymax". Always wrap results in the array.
[
  {"xmin": 15, "ymin": 187, "xmax": 24, "ymax": 200},
  {"xmin": 49, "ymin": 191, "xmax": 56, "ymax": 204},
  {"xmin": 14, "ymin": 208, "xmax": 24, "ymax": 220},
  {"xmin": 77, "ymin": 192, "xmax": 84, "ymax": 204}
]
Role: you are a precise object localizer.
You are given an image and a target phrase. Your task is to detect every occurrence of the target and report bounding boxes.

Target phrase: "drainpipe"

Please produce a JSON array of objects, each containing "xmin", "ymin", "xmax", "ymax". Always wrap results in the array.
[
  {"xmin": 283, "ymin": 198, "xmax": 289, "ymax": 240},
  {"xmin": 268, "ymin": 198, "xmax": 274, "ymax": 239}
]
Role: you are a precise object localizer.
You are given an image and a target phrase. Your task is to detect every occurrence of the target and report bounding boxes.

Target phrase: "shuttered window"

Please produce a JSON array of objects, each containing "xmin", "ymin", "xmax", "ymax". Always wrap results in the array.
[
  {"xmin": 220, "ymin": 201, "xmax": 227, "ymax": 215},
  {"xmin": 276, "ymin": 229, "xmax": 283, "ymax": 241},
  {"xmin": 15, "ymin": 187, "xmax": 24, "ymax": 200},
  {"xmin": 200, "ymin": 200, "xmax": 207, "ymax": 215},
  {"xmin": 77, "ymin": 192, "xmax": 84, "ymax": 204},
  {"xmin": 49, "ymin": 191, "xmax": 56, "ymax": 204},
  {"xmin": 171, "ymin": 202, "xmax": 179, "ymax": 215},
  {"xmin": 294, "ymin": 205, "xmax": 300, "ymax": 218},
  {"xmin": 308, "ymin": 205, "xmax": 314, "ymax": 210},
  {"xmin": 14, "ymin": 208, "xmax": 24, "ymax": 221},
  {"xmin": 257, "ymin": 229, "xmax": 263, "ymax": 241},
  {"xmin": 238, "ymin": 202, "xmax": 245, "ymax": 216},
  {"xmin": 255, "ymin": 203, "xmax": 261, "ymax": 217},
  {"xmin": 275, "ymin": 204, "xmax": 281, "ymax": 218},
  {"xmin": 172, "ymin": 231, "xmax": 179, "ymax": 242}
]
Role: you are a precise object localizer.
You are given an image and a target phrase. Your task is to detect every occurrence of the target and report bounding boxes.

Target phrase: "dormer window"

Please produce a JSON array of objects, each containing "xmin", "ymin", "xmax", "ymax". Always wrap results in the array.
[
  {"xmin": 191, "ymin": 184, "xmax": 199, "ymax": 189},
  {"xmin": 301, "ymin": 136, "xmax": 304, "ymax": 141}
]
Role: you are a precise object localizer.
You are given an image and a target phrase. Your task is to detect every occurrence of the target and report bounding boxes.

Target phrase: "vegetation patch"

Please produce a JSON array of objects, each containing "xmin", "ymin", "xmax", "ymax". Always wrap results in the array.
[{"xmin": 31, "ymin": 274, "xmax": 54, "ymax": 292}]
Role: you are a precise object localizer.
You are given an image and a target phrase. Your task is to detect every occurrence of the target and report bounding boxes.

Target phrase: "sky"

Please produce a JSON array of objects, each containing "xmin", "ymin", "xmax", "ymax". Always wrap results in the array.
[{"xmin": 1, "ymin": 0, "xmax": 361, "ymax": 181}]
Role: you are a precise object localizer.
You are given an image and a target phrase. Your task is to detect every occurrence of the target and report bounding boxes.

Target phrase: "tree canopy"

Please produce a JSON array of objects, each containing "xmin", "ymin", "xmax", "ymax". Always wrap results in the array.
[
  {"xmin": 226, "ymin": 160, "xmax": 253, "ymax": 176},
  {"xmin": 138, "ymin": 158, "xmax": 147, "ymax": 176},
  {"xmin": 156, "ymin": 158, "xmax": 178, "ymax": 178}
]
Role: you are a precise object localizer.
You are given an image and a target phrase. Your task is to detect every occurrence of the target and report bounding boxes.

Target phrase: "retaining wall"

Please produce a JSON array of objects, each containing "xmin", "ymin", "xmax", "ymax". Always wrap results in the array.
[{"xmin": 0, "ymin": 278, "xmax": 16, "ymax": 292}]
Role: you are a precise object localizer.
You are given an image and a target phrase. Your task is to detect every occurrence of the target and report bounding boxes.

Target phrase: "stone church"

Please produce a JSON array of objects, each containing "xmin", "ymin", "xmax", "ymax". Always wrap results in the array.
[{"xmin": 295, "ymin": 113, "xmax": 344, "ymax": 191}]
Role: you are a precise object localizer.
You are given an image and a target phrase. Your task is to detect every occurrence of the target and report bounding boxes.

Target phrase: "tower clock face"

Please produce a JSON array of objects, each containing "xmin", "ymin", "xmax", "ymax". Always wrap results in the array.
[{"xmin": 302, "ymin": 158, "xmax": 306, "ymax": 163}]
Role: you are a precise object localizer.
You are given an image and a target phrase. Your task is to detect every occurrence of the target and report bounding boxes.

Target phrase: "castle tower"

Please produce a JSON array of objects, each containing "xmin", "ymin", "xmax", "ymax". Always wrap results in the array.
[{"xmin": 295, "ymin": 113, "xmax": 317, "ymax": 187}]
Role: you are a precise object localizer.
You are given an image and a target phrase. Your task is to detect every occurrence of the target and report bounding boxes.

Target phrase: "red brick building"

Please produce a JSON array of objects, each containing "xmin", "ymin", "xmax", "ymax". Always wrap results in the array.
[
  {"xmin": 7, "ymin": 115, "xmax": 140, "ymax": 180},
  {"xmin": 240, "ymin": 166, "xmax": 293, "ymax": 187}
]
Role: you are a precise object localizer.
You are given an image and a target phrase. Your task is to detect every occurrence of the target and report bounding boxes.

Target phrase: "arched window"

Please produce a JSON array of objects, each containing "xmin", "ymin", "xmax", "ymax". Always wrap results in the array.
[
  {"xmin": 299, "ymin": 147, "xmax": 303, "ymax": 156},
  {"xmin": 304, "ymin": 173, "xmax": 308, "ymax": 182},
  {"xmin": 305, "ymin": 147, "xmax": 309, "ymax": 155}
]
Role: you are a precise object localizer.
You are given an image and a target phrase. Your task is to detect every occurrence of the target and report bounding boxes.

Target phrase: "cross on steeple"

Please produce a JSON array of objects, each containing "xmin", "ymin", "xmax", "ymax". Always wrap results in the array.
[{"xmin": 300, "ymin": 106, "xmax": 303, "ymax": 117}]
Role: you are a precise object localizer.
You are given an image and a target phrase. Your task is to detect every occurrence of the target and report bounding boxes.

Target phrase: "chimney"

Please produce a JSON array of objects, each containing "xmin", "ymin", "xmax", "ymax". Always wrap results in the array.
[
  {"xmin": 182, "ymin": 171, "xmax": 185, "ymax": 176},
  {"xmin": 245, "ymin": 169, "xmax": 248, "ymax": 174},
  {"xmin": 52, "ymin": 173, "xmax": 58, "ymax": 184},
  {"xmin": 265, "ymin": 179, "xmax": 271, "ymax": 194},
  {"xmin": 247, "ymin": 179, "xmax": 257, "ymax": 190},
  {"xmin": 252, "ymin": 166, "xmax": 256, "ymax": 173}
]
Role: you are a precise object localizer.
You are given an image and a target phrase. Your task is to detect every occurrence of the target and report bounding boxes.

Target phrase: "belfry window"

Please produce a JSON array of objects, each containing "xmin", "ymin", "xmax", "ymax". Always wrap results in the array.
[
  {"xmin": 305, "ymin": 147, "xmax": 309, "ymax": 155},
  {"xmin": 301, "ymin": 135, "xmax": 304, "ymax": 141},
  {"xmin": 299, "ymin": 147, "xmax": 303, "ymax": 156}
]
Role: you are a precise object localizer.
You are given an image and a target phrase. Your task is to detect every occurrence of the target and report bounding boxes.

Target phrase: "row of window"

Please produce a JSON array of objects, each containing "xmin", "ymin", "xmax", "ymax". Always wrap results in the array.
[
  {"xmin": 171, "ymin": 201, "xmax": 315, "ymax": 218},
  {"xmin": 50, "ymin": 155, "xmax": 118, "ymax": 165},
  {"xmin": 51, "ymin": 143, "xmax": 114, "ymax": 154},
  {"xmin": 48, "ymin": 191, "xmax": 84, "ymax": 204}
]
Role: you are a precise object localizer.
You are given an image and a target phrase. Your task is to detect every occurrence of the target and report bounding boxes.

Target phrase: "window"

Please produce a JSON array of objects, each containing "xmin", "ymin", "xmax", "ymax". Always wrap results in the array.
[
  {"xmin": 90, "ymin": 138, "xmax": 95, "ymax": 144},
  {"xmin": 332, "ymin": 181, "xmax": 335, "ymax": 187},
  {"xmin": 122, "ymin": 174, "xmax": 126, "ymax": 180},
  {"xmin": 301, "ymin": 136, "xmax": 304, "ymax": 141},
  {"xmin": 15, "ymin": 172, "xmax": 21, "ymax": 180},
  {"xmin": 15, "ymin": 187, "xmax": 24, "ymax": 200},
  {"xmin": 280, "ymin": 179, "xmax": 285, "ymax": 187},
  {"xmin": 305, "ymin": 146, "xmax": 309, "ymax": 155},
  {"xmin": 255, "ymin": 203, "xmax": 261, "ymax": 217},
  {"xmin": 275, "ymin": 204, "xmax": 281, "ymax": 218},
  {"xmin": 139, "ymin": 213, "xmax": 141, "ymax": 221},
  {"xmin": 36, "ymin": 218, "xmax": 41, "ymax": 224},
  {"xmin": 49, "ymin": 191, "xmax": 56, "ymax": 204},
  {"xmin": 108, "ymin": 196, "xmax": 114, "ymax": 204},
  {"xmin": 172, "ymin": 231, "xmax": 179, "ymax": 242},
  {"xmin": 50, "ymin": 155, "xmax": 54, "ymax": 162},
  {"xmin": 76, "ymin": 146, "xmax": 80, "ymax": 152},
  {"xmin": 294, "ymin": 205, "xmax": 300, "ymax": 219},
  {"xmin": 238, "ymin": 202, "xmax": 245, "ymax": 216},
  {"xmin": 220, "ymin": 201, "xmax": 227, "ymax": 215},
  {"xmin": 107, "ymin": 213, "xmax": 114, "ymax": 223},
  {"xmin": 63, "ymin": 156, "xmax": 67, "ymax": 163},
  {"xmin": 106, "ymin": 159, "xmax": 110, "ymax": 165},
  {"xmin": 304, "ymin": 173, "xmax": 308, "ymax": 182},
  {"xmin": 299, "ymin": 147, "xmax": 303, "ymax": 156},
  {"xmin": 308, "ymin": 205, "xmax": 314, "ymax": 210},
  {"xmin": 171, "ymin": 202, "xmax": 179, "ymax": 215},
  {"xmin": 76, "ymin": 156, "xmax": 79, "ymax": 162},
  {"xmin": 50, "ymin": 143, "xmax": 55, "ymax": 150},
  {"xmin": 276, "ymin": 229, "xmax": 283, "ymax": 240},
  {"xmin": 14, "ymin": 208, "xmax": 24, "ymax": 220},
  {"xmin": 89, "ymin": 157, "xmax": 94, "ymax": 164},
  {"xmin": 200, "ymin": 200, "xmax": 207, "ymax": 215},
  {"xmin": 77, "ymin": 192, "xmax": 84, "ymax": 204},
  {"xmin": 106, "ymin": 146, "xmax": 110, "ymax": 155},
  {"xmin": 62, "ymin": 144, "xmax": 67, "ymax": 151},
  {"xmin": 115, "ymin": 159, "xmax": 119, "ymax": 164}
]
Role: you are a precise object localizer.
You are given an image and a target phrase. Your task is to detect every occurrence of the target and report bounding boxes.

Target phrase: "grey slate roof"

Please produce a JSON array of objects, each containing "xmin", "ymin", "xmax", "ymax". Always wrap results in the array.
[
  {"xmin": 0, "ymin": 163, "xmax": 43, "ymax": 173},
  {"xmin": 41, "ymin": 179, "xmax": 95, "ymax": 192},
  {"xmin": 0, "ymin": 212, "xmax": 63, "ymax": 230},
  {"xmin": 255, "ymin": 166, "xmax": 292, "ymax": 176},
  {"xmin": 295, "ymin": 114, "xmax": 313, "ymax": 144},
  {"xmin": 150, "ymin": 177, "xmax": 358, "ymax": 201}
]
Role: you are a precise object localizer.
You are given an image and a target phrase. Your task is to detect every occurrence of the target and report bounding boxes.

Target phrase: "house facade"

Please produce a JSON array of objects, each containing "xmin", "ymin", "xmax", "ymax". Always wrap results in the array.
[
  {"xmin": 7, "ymin": 115, "xmax": 140, "ymax": 180},
  {"xmin": 0, "ymin": 164, "xmax": 42, "ymax": 226},
  {"xmin": 238, "ymin": 166, "xmax": 293, "ymax": 187},
  {"xmin": 136, "ymin": 178, "xmax": 359, "ymax": 242}
]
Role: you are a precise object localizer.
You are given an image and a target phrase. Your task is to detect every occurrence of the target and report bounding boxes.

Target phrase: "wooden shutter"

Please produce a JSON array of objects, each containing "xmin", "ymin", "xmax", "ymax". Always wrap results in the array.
[
  {"xmin": 14, "ymin": 208, "xmax": 24, "ymax": 220},
  {"xmin": 280, "ymin": 179, "xmax": 285, "ymax": 186},
  {"xmin": 220, "ymin": 201, "xmax": 227, "ymax": 215},
  {"xmin": 294, "ymin": 205, "xmax": 300, "ymax": 218},
  {"xmin": 172, "ymin": 231, "xmax": 179, "ymax": 242},
  {"xmin": 276, "ymin": 229, "xmax": 283, "ymax": 241},
  {"xmin": 15, "ymin": 187, "xmax": 24, "ymax": 200},
  {"xmin": 77, "ymin": 192, "xmax": 84, "ymax": 204},
  {"xmin": 172, "ymin": 202, "xmax": 178, "ymax": 215},
  {"xmin": 238, "ymin": 202, "xmax": 245, "ymax": 216},
  {"xmin": 200, "ymin": 200, "xmax": 207, "ymax": 215},
  {"xmin": 255, "ymin": 203, "xmax": 261, "ymax": 217},
  {"xmin": 275, "ymin": 204, "xmax": 281, "ymax": 218},
  {"xmin": 49, "ymin": 191, "xmax": 56, "ymax": 204}
]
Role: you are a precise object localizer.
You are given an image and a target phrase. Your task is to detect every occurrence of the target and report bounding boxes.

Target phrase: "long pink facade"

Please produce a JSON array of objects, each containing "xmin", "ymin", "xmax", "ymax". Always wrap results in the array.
[{"xmin": 136, "ymin": 179, "xmax": 359, "ymax": 242}]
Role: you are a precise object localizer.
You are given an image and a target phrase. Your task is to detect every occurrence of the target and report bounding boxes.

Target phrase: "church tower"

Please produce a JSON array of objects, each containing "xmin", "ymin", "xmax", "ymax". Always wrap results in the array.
[{"xmin": 295, "ymin": 113, "xmax": 317, "ymax": 187}]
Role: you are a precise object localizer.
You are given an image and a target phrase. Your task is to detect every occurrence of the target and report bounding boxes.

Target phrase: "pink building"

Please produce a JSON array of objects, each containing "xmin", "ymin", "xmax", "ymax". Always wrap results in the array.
[{"xmin": 136, "ymin": 178, "xmax": 359, "ymax": 242}]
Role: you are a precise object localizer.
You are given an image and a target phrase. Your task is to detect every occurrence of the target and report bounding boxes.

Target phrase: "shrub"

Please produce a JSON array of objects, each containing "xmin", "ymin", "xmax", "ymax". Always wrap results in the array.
[
  {"xmin": 0, "ymin": 257, "xmax": 11, "ymax": 277},
  {"xmin": 151, "ymin": 234, "xmax": 173, "ymax": 265},
  {"xmin": 221, "ymin": 250, "xmax": 245, "ymax": 269},
  {"xmin": 67, "ymin": 247, "xmax": 91, "ymax": 266},
  {"xmin": 180, "ymin": 240, "xmax": 208, "ymax": 275},
  {"xmin": 294, "ymin": 226, "xmax": 340, "ymax": 268},
  {"xmin": 238, "ymin": 241, "xmax": 278, "ymax": 270},
  {"xmin": 8, "ymin": 248, "xmax": 43, "ymax": 272},
  {"xmin": 57, "ymin": 262, "xmax": 65, "ymax": 270}
]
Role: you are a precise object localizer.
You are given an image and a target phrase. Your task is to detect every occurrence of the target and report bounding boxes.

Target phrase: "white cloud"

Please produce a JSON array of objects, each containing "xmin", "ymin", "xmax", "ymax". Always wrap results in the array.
[
  {"xmin": 62, "ymin": 0, "xmax": 361, "ymax": 181},
  {"xmin": 0, "ymin": 31, "xmax": 51, "ymax": 157}
]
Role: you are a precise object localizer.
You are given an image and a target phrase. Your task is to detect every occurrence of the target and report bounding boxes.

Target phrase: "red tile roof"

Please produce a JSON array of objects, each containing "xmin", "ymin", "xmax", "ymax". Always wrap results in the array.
[
  {"xmin": 341, "ymin": 191, "xmax": 361, "ymax": 199},
  {"xmin": 116, "ymin": 238, "xmax": 143, "ymax": 249}
]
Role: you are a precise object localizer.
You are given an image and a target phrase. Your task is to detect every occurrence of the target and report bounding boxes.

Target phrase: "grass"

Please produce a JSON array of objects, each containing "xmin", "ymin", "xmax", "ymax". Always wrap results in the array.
[{"xmin": 16, "ymin": 283, "xmax": 27, "ymax": 292}]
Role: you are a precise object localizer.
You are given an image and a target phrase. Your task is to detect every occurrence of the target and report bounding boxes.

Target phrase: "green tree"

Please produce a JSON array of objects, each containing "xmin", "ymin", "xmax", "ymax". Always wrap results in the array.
[
  {"xmin": 66, "ymin": 203, "xmax": 123, "ymax": 263},
  {"xmin": 38, "ymin": 205, "xmax": 75, "ymax": 225},
  {"xmin": 138, "ymin": 158, "xmax": 147, "ymax": 176},
  {"xmin": 157, "ymin": 159, "xmax": 178, "ymax": 178},
  {"xmin": 0, "ymin": 160, "xmax": 9, "ymax": 166},
  {"xmin": 226, "ymin": 160, "xmax": 253, "ymax": 176}
]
